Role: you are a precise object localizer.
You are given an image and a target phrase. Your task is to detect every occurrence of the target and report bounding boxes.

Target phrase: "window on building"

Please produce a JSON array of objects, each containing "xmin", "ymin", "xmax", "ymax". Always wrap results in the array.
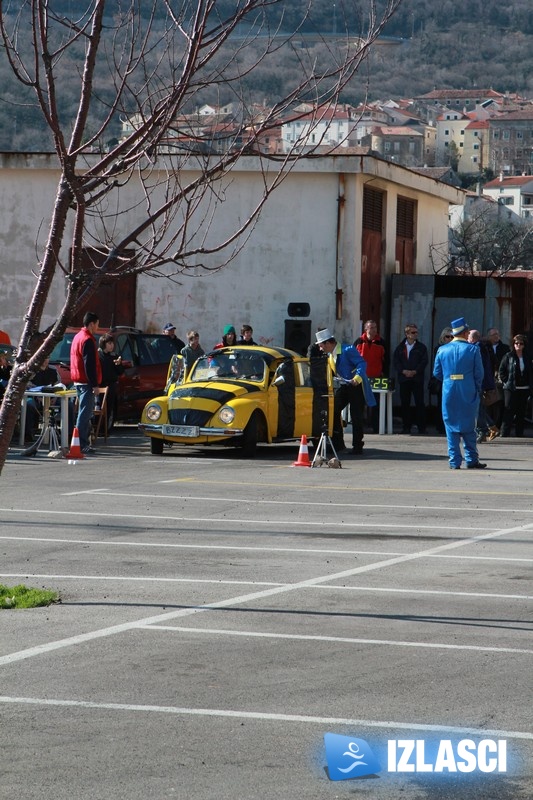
[
  {"xmin": 473, "ymin": 143, "xmax": 479, "ymax": 150},
  {"xmin": 444, "ymin": 129, "xmax": 449, "ymax": 136},
  {"xmin": 384, "ymin": 141, "xmax": 391, "ymax": 152},
  {"xmin": 502, "ymin": 130, "xmax": 510, "ymax": 140},
  {"xmin": 459, "ymin": 142, "xmax": 463, "ymax": 148},
  {"xmin": 493, "ymin": 131, "xmax": 500, "ymax": 139},
  {"xmin": 472, "ymin": 156, "xmax": 478, "ymax": 163},
  {"xmin": 517, "ymin": 131, "xmax": 523, "ymax": 139}
]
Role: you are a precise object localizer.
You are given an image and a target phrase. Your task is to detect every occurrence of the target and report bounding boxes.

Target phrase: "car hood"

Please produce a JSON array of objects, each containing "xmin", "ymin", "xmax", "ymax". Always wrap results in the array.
[{"xmin": 167, "ymin": 380, "xmax": 262, "ymax": 427}]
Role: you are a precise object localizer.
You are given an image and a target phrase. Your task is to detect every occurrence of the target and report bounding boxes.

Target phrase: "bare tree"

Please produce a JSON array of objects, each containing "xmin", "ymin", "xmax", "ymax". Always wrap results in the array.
[
  {"xmin": 0, "ymin": 0, "xmax": 402, "ymax": 472},
  {"xmin": 430, "ymin": 202, "xmax": 533, "ymax": 276}
]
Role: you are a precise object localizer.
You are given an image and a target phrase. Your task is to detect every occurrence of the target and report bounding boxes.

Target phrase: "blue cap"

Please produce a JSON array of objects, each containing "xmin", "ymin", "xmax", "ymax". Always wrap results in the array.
[{"xmin": 163, "ymin": 323, "xmax": 176, "ymax": 331}]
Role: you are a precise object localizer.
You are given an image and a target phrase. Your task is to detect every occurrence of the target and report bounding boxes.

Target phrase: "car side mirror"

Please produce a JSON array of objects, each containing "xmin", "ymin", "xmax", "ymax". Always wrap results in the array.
[{"xmin": 272, "ymin": 375, "xmax": 285, "ymax": 386}]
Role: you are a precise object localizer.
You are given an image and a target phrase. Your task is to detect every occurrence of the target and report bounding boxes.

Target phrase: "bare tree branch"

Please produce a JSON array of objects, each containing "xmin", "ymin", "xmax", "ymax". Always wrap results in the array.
[{"xmin": 0, "ymin": 0, "xmax": 403, "ymax": 471}]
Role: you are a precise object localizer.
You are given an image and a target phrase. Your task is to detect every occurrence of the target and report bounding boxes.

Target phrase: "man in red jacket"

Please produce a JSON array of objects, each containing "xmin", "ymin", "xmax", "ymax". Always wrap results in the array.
[
  {"xmin": 70, "ymin": 311, "xmax": 102, "ymax": 453},
  {"xmin": 355, "ymin": 320, "xmax": 386, "ymax": 433}
]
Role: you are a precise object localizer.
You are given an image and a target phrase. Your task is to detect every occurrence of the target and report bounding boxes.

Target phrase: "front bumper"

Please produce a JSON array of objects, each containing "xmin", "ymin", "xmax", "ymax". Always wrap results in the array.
[{"xmin": 138, "ymin": 423, "xmax": 244, "ymax": 437}]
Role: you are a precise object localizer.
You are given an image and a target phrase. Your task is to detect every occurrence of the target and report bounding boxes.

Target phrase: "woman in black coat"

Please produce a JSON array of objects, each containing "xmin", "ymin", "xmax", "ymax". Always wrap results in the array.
[{"xmin": 498, "ymin": 334, "xmax": 533, "ymax": 437}]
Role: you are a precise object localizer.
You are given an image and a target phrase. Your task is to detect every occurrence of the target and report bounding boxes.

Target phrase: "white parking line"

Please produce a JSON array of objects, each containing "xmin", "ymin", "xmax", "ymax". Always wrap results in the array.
[
  {"xmin": 140, "ymin": 625, "xmax": 533, "ymax": 655},
  {"xmin": 0, "ymin": 519, "xmax": 531, "ymax": 667},
  {"xmin": 0, "ymin": 506, "xmax": 503, "ymax": 531},
  {"xmin": 0, "ymin": 695, "xmax": 531, "ymax": 741},
  {"xmin": 0, "ymin": 533, "xmax": 530, "ymax": 563},
  {"xmin": 60, "ymin": 489, "xmax": 533, "ymax": 516},
  {"xmin": 0, "ymin": 574, "xmax": 530, "ymax": 600}
]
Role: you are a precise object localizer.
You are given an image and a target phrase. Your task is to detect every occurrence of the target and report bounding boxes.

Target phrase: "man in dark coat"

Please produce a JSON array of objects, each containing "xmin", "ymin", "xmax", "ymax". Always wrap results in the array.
[
  {"xmin": 486, "ymin": 327, "xmax": 510, "ymax": 430},
  {"xmin": 392, "ymin": 322, "xmax": 428, "ymax": 434}
]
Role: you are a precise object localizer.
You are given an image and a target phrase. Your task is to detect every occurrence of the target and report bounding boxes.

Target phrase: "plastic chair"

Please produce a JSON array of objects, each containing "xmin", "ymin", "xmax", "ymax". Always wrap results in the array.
[{"xmin": 92, "ymin": 387, "xmax": 109, "ymax": 442}]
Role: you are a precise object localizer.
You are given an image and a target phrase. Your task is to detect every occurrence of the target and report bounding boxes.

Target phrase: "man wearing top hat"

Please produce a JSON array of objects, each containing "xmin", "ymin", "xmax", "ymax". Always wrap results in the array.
[
  {"xmin": 315, "ymin": 329, "xmax": 376, "ymax": 454},
  {"xmin": 433, "ymin": 316, "xmax": 486, "ymax": 470}
]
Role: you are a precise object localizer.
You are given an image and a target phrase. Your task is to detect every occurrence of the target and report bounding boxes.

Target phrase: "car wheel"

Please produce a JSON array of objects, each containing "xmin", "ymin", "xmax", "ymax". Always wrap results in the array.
[
  {"xmin": 150, "ymin": 437, "xmax": 164, "ymax": 455},
  {"xmin": 241, "ymin": 412, "xmax": 258, "ymax": 457}
]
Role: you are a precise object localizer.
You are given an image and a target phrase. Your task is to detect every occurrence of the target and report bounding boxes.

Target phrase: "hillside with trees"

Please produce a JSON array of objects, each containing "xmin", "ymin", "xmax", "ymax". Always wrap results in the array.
[{"xmin": 0, "ymin": 0, "xmax": 532, "ymax": 151}]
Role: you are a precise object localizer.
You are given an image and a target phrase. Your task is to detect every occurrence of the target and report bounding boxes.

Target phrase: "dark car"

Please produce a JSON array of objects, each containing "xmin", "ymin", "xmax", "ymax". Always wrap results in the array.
[{"xmin": 49, "ymin": 326, "xmax": 176, "ymax": 423}]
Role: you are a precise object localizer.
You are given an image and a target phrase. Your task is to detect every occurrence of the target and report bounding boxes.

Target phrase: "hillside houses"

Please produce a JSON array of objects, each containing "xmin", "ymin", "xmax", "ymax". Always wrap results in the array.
[
  {"xmin": 483, "ymin": 175, "xmax": 533, "ymax": 220},
  {"xmin": 121, "ymin": 89, "xmax": 533, "ymax": 177}
]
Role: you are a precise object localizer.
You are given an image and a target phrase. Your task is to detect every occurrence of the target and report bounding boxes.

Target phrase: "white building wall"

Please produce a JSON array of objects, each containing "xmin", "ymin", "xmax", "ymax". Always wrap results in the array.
[{"xmin": 0, "ymin": 154, "xmax": 462, "ymax": 346}]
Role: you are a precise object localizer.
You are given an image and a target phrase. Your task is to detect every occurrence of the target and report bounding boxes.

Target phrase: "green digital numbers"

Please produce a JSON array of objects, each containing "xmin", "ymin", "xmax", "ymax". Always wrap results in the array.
[{"xmin": 369, "ymin": 377, "xmax": 392, "ymax": 390}]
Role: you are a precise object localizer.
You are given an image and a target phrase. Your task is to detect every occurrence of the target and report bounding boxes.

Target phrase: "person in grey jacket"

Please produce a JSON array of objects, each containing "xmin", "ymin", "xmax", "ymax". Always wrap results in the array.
[{"xmin": 181, "ymin": 330, "xmax": 205, "ymax": 371}]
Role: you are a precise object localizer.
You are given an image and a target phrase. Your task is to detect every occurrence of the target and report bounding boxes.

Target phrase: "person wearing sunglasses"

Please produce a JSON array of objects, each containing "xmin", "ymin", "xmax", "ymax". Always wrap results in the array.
[{"xmin": 392, "ymin": 323, "xmax": 428, "ymax": 435}]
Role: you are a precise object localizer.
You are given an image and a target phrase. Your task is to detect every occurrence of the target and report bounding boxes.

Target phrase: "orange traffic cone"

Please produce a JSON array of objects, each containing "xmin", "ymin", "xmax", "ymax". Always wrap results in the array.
[
  {"xmin": 293, "ymin": 435, "xmax": 311, "ymax": 467},
  {"xmin": 66, "ymin": 426, "xmax": 85, "ymax": 460}
]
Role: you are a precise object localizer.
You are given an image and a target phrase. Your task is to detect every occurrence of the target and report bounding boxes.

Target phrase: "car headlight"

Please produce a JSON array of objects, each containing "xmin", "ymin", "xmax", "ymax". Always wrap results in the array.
[
  {"xmin": 218, "ymin": 406, "xmax": 235, "ymax": 424},
  {"xmin": 146, "ymin": 404, "xmax": 162, "ymax": 421}
]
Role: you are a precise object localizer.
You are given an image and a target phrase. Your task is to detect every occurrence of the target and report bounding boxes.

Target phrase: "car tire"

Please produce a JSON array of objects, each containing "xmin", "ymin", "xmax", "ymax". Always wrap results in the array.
[
  {"xmin": 241, "ymin": 412, "xmax": 258, "ymax": 457},
  {"xmin": 151, "ymin": 437, "xmax": 164, "ymax": 455}
]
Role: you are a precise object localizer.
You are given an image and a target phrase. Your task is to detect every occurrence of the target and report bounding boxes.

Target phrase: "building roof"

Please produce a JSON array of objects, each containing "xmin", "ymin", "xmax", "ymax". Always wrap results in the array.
[
  {"xmin": 436, "ymin": 112, "xmax": 469, "ymax": 121},
  {"xmin": 484, "ymin": 175, "xmax": 533, "ymax": 189},
  {"xmin": 373, "ymin": 126, "xmax": 423, "ymax": 137},
  {"xmin": 490, "ymin": 109, "xmax": 533, "ymax": 121},
  {"xmin": 465, "ymin": 119, "xmax": 490, "ymax": 130},
  {"xmin": 415, "ymin": 89, "xmax": 503, "ymax": 101},
  {"xmin": 411, "ymin": 166, "xmax": 462, "ymax": 186}
]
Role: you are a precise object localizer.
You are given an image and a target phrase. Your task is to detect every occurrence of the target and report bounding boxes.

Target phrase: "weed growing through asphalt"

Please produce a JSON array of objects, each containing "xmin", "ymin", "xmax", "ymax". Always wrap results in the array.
[{"xmin": 0, "ymin": 584, "xmax": 59, "ymax": 609}]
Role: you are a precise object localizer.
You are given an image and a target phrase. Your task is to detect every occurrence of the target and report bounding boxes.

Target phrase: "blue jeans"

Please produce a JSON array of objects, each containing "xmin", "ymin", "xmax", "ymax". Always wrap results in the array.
[{"xmin": 75, "ymin": 384, "xmax": 95, "ymax": 449}]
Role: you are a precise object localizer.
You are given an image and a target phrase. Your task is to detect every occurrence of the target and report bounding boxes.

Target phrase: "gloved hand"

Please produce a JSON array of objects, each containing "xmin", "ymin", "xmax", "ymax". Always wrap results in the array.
[{"xmin": 352, "ymin": 374, "xmax": 363, "ymax": 385}]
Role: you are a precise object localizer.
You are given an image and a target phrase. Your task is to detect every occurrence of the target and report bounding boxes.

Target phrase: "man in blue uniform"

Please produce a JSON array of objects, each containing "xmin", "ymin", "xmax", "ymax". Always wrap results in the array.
[
  {"xmin": 433, "ymin": 317, "xmax": 486, "ymax": 470},
  {"xmin": 315, "ymin": 329, "xmax": 376, "ymax": 454}
]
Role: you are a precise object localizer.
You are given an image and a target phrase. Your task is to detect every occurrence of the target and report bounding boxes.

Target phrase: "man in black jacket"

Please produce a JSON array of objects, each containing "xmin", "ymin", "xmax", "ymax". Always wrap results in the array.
[
  {"xmin": 393, "ymin": 323, "xmax": 428, "ymax": 434},
  {"xmin": 486, "ymin": 327, "xmax": 510, "ymax": 430}
]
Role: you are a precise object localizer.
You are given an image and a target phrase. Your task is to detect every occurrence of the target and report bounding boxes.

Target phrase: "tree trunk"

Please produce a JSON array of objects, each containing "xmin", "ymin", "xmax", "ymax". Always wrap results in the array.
[{"xmin": 0, "ymin": 367, "xmax": 31, "ymax": 469}]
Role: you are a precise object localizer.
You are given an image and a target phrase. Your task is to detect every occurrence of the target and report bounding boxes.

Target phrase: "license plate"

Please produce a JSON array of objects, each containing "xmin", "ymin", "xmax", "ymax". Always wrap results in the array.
[{"xmin": 162, "ymin": 424, "xmax": 199, "ymax": 437}]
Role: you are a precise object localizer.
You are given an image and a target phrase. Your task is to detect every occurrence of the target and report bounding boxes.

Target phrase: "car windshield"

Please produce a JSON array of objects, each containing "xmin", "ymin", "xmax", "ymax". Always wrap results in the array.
[{"xmin": 190, "ymin": 353, "xmax": 266, "ymax": 383}]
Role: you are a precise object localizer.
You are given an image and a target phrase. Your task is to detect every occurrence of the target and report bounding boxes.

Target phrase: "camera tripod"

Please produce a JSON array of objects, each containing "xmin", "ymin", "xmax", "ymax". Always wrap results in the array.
[
  {"xmin": 21, "ymin": 406, "xmax": 62, "ymax": 457},
  {"xmin": 311, "ymin": 408, "xmax": 342, "ymax": 468}
]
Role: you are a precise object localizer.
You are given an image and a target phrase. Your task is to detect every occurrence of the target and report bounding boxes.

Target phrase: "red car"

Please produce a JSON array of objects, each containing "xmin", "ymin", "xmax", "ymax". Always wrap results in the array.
[{"xmin": 49, "ymin": 326, "xmax": 176, "ymax": 424}]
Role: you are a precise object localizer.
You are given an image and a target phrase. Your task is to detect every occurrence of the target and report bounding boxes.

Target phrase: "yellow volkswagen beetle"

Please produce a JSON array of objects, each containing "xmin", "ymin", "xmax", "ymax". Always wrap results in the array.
[{"xmin": 139, "ymin": 345, "xmax": 333, "ymax": 456}]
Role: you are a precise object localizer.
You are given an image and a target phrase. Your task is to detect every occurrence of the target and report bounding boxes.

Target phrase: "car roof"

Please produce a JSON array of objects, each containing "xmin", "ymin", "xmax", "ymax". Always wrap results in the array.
[{"xmin": 206, "ymin": 345, "xmax": 302, "ymax": 364}]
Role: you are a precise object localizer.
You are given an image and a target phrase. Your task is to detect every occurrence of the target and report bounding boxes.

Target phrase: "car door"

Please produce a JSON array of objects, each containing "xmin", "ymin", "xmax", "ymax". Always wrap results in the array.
[{"xmin": 113, "ymin": 333, "xmax": 139, "ymax": 419}]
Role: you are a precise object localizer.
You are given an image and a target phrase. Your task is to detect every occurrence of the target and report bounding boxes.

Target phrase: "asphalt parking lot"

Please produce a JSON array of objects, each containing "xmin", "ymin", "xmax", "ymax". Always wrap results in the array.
[{"xmin": 0, "ymin": 426, "xmax": 532, "ymax": 800}]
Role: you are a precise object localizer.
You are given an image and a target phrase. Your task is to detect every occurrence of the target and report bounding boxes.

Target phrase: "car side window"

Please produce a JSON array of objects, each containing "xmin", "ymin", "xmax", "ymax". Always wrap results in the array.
[
  {"xmin": 297, "ymin": 362, "xmax": 313, "ymax": 387},
  {"xmin": 115, "ymin": 334, "xmax": 134, "ymax": 364},
  {"xmin": 146, "ymin": 335, "xmax": 175, "ymax": 365}
]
